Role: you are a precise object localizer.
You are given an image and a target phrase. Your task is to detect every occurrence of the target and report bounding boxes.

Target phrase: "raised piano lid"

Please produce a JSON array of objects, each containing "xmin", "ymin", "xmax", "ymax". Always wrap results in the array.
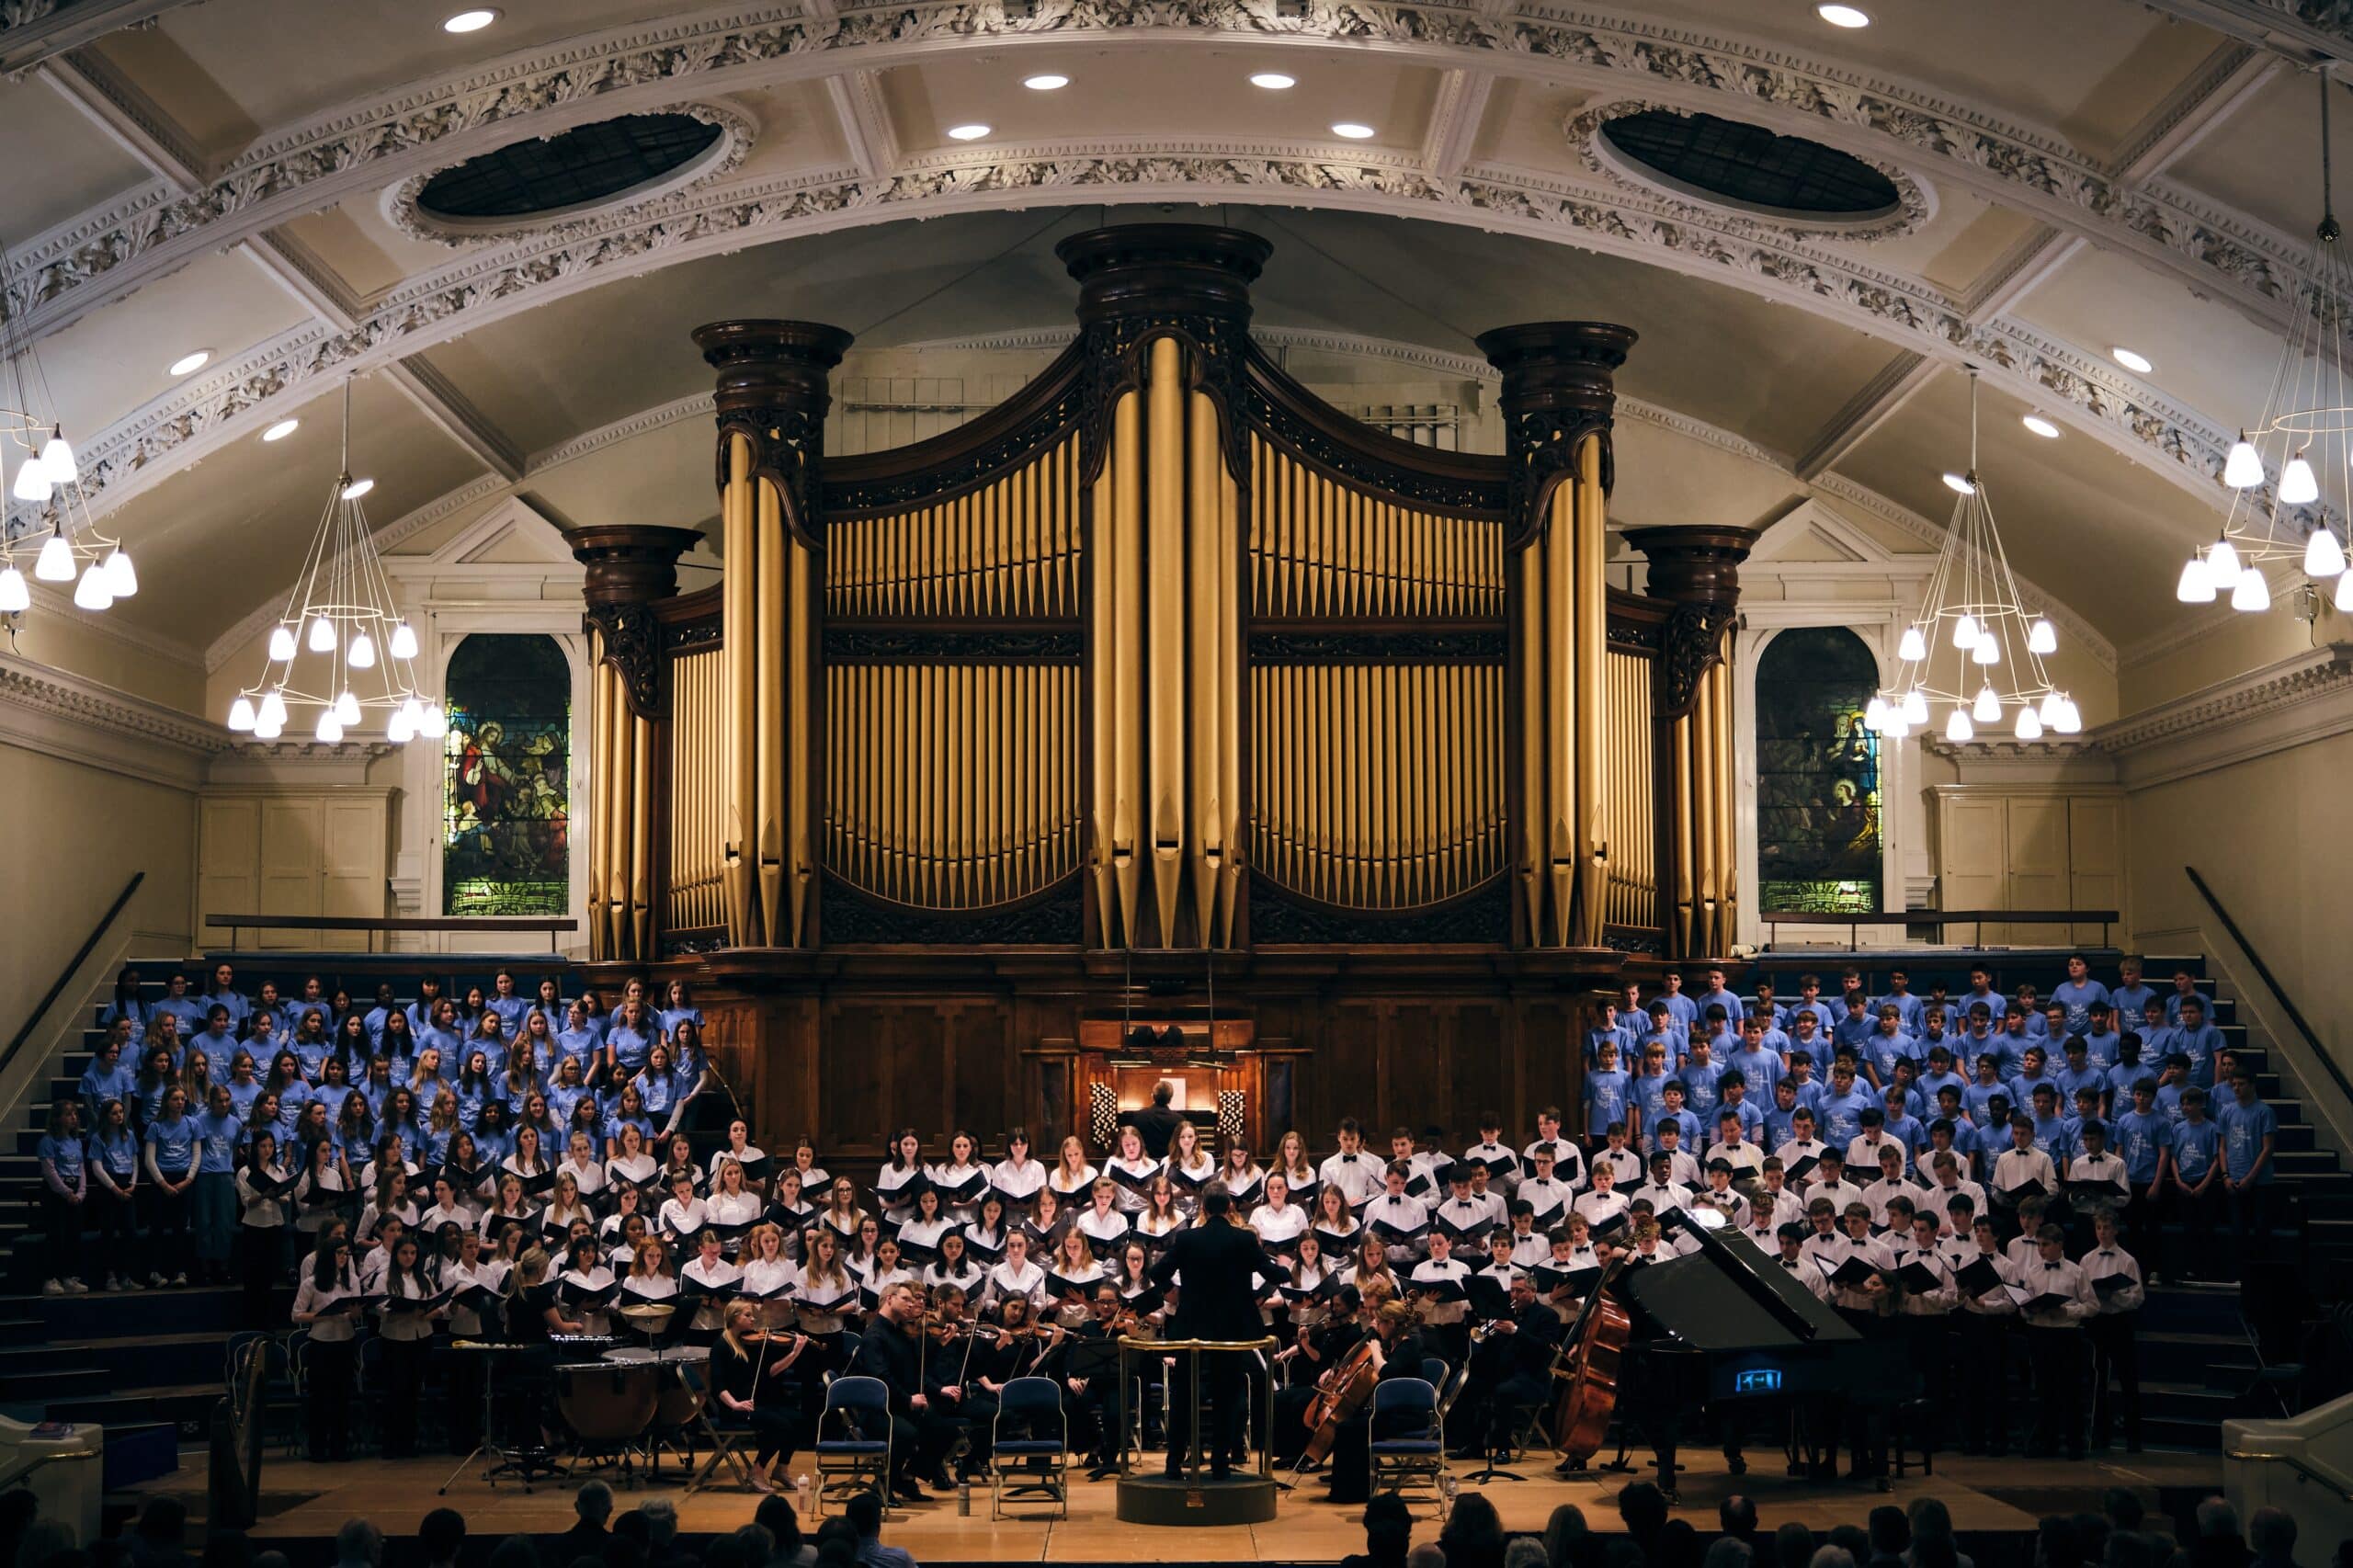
[{"xmin": 1613, "ymin": 1227, "xmax": 1859, "ymax": 1353}]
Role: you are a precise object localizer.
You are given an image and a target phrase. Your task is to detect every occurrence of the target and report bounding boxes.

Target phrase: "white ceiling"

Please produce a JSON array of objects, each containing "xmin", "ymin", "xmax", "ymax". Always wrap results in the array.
[{"xmin": 0, "ymin": 0, "xmax": 2342, "ymax": 665}]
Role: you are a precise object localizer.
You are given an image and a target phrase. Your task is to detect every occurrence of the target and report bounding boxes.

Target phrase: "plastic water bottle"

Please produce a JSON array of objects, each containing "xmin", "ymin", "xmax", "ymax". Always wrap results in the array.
[
  {"xmin": 795, "ymin": 1473, "xmax": 812, "ymax": 1508},
  {"xmin": 958, "ymin": 1478, "xmax": 972, "ymax": 1516}
]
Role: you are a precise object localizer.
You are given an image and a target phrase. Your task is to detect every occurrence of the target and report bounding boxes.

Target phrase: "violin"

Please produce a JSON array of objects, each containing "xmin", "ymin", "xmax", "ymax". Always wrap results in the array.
[{"xmin": 1547, "ymin": 1256, "xmax": 1632, "ymax": 1469}]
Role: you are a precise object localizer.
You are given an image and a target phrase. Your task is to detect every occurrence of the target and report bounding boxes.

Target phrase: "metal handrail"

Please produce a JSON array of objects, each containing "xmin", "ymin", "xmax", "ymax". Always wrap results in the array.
[
  {"xmin": 1758, "ymin": 906, "xmax": 2118, "ymax": 952},
  {"xmin": 2184, "ymin": 865, "xmax": 2353, "ymax": 1119},
  {"xmin": 2223, "ymin": 1448, "xmax": 2353, "ymax": 1504},
  {"xmin": 205, "ymin": 911, "xmax": 575, "ymax": 955},
  {"xmin": 0, "ymin": 1447, "xmax": 97, "ymax": 1493},
  {"xmin": 0, "ymin": 871, "xmax": 143, "ymax": 1084}
]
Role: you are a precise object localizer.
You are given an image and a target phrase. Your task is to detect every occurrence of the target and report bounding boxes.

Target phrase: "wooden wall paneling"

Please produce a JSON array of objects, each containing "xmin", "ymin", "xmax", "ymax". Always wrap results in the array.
[
  {"xmin": 888, "ymin": 1006, "xmax": 950, "ymax": 1149},
  {"xmin": 1449, "ymin": 1004, "xmax": 1507, "ymax": 1146},
  {"xmin": 1936, "ymin": 795, "xmax": 2010, "ymax": 941},
  {"xmin": 2006, "ymin": 797, "xmax": 2069, "ymax": 948},
  {"xmin": 259, "ymin": 800, "xmax": 324, "ymax": 949},
  {"xmin": 948, "ymin": 1001, "xmax": 1013, "ymax": 1150},
  {"xmin": 1384, "ymin": 1003, "xmax": 1446, "ymax": 1138},
  {"xmin": 2066, "ymin": 796, "xmax": 2125, "ymax": 949},
  {"xmin": 822, "ymin": 1001, "xmax": 898, "ymax": 1156},
  {"xmin": 198, "ymin": 799, "xmax": 259, "ymax": 935},
  {"xmin": 322, "ymin": 798, "xmax": 388, "ymax": 949}
]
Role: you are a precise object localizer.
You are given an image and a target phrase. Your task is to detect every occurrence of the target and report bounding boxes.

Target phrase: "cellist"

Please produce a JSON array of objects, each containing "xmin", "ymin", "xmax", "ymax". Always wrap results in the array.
[
  {"xmin": 1271, "ymin": 1281, "xmax": 1366, "ymax": 1462},
  {"xmin": 1323, "ymin": 1298, "xmax": 1428, "ymax": 1504}
]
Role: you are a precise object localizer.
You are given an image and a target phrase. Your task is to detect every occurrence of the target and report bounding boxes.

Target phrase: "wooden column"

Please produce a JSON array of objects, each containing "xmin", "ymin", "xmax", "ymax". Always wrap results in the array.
[
  {"xmin": 573, "ymin": 524, "xmax": 703, "ymax": 962},
  {"xmin": 1623, "ymin": 525, "xmax": 1758, "ymax": 961},
  {"xmin": 1476, "ymin": 321, "xmax": 1635, "ymax": 951}
]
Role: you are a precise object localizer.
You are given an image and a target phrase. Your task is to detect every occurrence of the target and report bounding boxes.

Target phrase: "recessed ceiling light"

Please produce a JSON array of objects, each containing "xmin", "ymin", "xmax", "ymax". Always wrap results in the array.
[
  {"xmin": 261, "ymin": 418, "xmax": 301, "ymax": 443},
  {"xmin": 1331, "ymin": 121, "xmax": 1377, "ymax": 140},
  {"xmin": 2021, "ymin": 413, "xmax": 2061, "ymax": 439},
  {"xmin": 1249, "ymin": 73, "xmax": 1296, "ymax": 90},
  {"xmin": 442, "ymin": 8, "xmax": 499, "ymax": 32},
  {"xmin": 1941, "ymin": 472, "xmax": 1976, "ymax": 495},
  {"xmin": 340, "ymin": 478, "xmax": 375, "ymax": 500},
  {"xmin": 2110, "ymin": 346, "xmax": 2154, "ymax": 374},
  {"xmin": 168, "ymin": 349, "xmax": 211, "ymax": 376},
  {"xmin": 946, "ymin": 123, "xmax": 992, "ymax": 142},
  {"xmin": 1022, "ymin": 74, "xmax": 1069, "ymax": 91},
  {"xmin": 1816, "ymin": 4, "xmax": 1870, "ymax": 26}
]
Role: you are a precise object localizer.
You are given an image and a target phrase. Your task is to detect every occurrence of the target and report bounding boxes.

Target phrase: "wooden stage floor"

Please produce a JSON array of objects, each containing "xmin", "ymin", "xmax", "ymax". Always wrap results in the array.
[{"xmin": 153, "ymin": 1449, "xmax": 2222, "ymax": 1559}]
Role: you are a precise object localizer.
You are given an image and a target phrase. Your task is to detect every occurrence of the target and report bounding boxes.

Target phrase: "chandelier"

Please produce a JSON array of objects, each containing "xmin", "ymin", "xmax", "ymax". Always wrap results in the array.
[
  {"xmin": 226, "ymin": 377, "xmax": 441, "ymax": 744},
  {"xmin": 1865, "ymin": 367, "xmax": 2079, "ymax": 744},
  {"xmin": 2187, "ymin": 70, "xmax": 2353, "ymax": 614},
  {"xmin": 0, "ymin": 241, "xmax": 128, "ymax": 620}
]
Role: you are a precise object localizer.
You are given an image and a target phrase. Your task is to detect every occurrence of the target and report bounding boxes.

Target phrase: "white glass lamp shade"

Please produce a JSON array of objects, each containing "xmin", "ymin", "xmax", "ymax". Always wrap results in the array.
[
  {"xmin": 258, "ymin": 690, "xmax": 288, "ymax": 729},
  {"xmin": 421, "ymin": 702, "xmax": 447, "ymax": 739},
  {"xmin": 2052, "ymin": 697, "xmax": 2082, "ymax": 734},
  {"xmin": 1900, "ymin": 688, "xmax": 1927, "ymax": 726},
  {"xmin": 387, "ymin": 705, "xmax": 415, "ymax": 744},
  {"xmin": 1897, "ymin": 626, "xmax": 1927, "ymax": 662},
  {"xmin": 389, "ymin": 621, "xmax": 418, "ymax": 660},
  {"xmin": 0, "ymin": 567, "xmax": 28, "ymax": 614},
  {"xmin": 2176, "ymin": 556, "xmax": 2214, "ymax": 603},
  {"xmin": 348, "ymin": 631, "xmax": 376, "ymax": 669},
  {"xmin": 268, "ymin": 624, "xmax": 298, "ymax": 661},
  {"xmin": 1943, "ymin": 708, "xmax": 1973, "ymax": 744},
  {"xmin": 2231, "ymin": 570, "xmax": 2271, "ymax": 612},
  {"xmin": 1971, "ymin": 637, "xmax": 2000, "ymax": 665},
  {"xmin": 1864, "ymin": 696, "xmax": 1889, "ymax": 732},
  {"xmin": 2015, "ymin": 708, "xmax": 2044, "ymax": 741},
  {"xmin": 316, "ymin": 711, "xmax": 345, "ymax": 744},
  {"xmin": 2223, "ymin": 435, "xmax": 2264, "ymax": 490},
  {"xmin": 227, "ymin": 696, "xmax": 256, "ymax": 733},
  {"xmin": 251, "ymin": 712, "xmax": 282, "ymax": 740},
  {"xmin": 2027, "ymin": 618, "xmax": 2057, "ymax": 654},
  {"xmin": 1951, "ymin": 614, "xmax": 1979, "ymax": 649},
  {"xmin": 306, "ymin": 615, "xmax": 335, "ymax": 653},
  {"xmin": 1972, "ymin": 685, "xmax": 2001, "ymax": 722},
  {"xmin": 1883, "ymin": 712, "xmax": 1911, "ymax": 739},
  {"xmin": 2280, "ymin": 454, "xmax": 2321, "ymax": 506},
  {"xmin": 2207, "ymin": 537, "xmax": 2243, "ymax": 585},
  {"xmin": 38, "ymin": 433, "xmax": 74, "ymax": 486},
  {"xmin": 11, "ymin": 455, "xmax": 51, "ymax": 503},
  {"xmin": 33, "ymin": 531, "xmax": 73, "ymax": 582},
  {"xmin": 2039, "ymin": 691, "xmax": 2063, "ymax": 725},
  {"xmin": 334, "ymin": 689, "xmax": 360, "ymax": 726},
  {"xmin": 72, "ymin": 563, "xmax": 112, "ymax": 610},
  {"xmin": 102, "ymin": 549, "xmax": 136, "ymax": 597},
  {"xmin": 2305, "ymin": 527, "xmax": 2348, "ymax": 579},
  {"xmin": 2338, "ymin": 570, "xmax": 2353, "ymax": 613}
]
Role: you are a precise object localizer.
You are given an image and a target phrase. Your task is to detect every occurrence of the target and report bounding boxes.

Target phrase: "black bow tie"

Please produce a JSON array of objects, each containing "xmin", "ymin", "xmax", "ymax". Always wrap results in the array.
[
  {"xmin": 2046, "ymin": 1262, "xmax": 2062, "ymax": 1270},
  {"xmin": 1779, "ymin": 1259, "xmax": 1798, "ymax": 1270},
  {"xmin": 1342, "ymin": 1154, "xmax": 1358, "ymax": 1164},
  {"xmin": 2097, "ymin": 1249, "xmax": 2115, "ymax": 1257}
]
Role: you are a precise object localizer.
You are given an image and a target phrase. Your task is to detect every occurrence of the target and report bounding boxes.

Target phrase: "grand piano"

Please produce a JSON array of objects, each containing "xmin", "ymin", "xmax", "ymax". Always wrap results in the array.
[{"xmin": 1598, "ymin": 1217, "xmax": 1916, "ymax": 1489}]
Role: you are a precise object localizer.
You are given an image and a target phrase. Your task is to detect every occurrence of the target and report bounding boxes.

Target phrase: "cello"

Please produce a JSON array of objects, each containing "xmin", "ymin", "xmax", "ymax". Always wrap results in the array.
[
  {"xmin": 1548, "ymin": 1256, "xmax": 1632, "ymax": 1469},
  {"xmin": 1298, "ymin": 1337, "xmax": 1379, "ymax": 1466}
]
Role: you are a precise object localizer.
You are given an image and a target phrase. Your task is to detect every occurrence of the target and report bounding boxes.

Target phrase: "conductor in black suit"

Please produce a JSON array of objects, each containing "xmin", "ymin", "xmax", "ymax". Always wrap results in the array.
[
  {"xmin": 1124, "ymin": 1079, "xmax": 1188, "ymax": 1160},
  {"xmin": 1147, "ymin": 1181, "xmax": 1281, "ymax": 1477}
]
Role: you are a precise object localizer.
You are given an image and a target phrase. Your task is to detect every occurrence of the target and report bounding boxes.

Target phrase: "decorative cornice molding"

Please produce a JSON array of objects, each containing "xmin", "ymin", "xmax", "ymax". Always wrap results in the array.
[
  {"xmin": 1618, "ymin": 395, "xmax": 1790, "ymax": 469},
  {"xmin": 2092, "ymin": 642, "xmax": 2353, "ymax": 753},
  {"xmin": 15, "ymin": 145, "xmax": 2267, "ymax": 551},
  {"xmin": 0, "ymin": 0, "xmax": 2316, "ymax": 347},
  {"xmin": 525, "ymin": 391, "xmax": 717, "ymax": 472},
  {"xmin": 381, "ymin": 98, "xmax": 759, "ymax": 246},
  {"xmin": 0, "ymin": 648, "xmax": 221, "ymax": 789}
]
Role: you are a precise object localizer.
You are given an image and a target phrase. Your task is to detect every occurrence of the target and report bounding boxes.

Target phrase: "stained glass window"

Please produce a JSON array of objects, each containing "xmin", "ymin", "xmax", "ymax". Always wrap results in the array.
[
  {"xmin": 442, "ymin": 633, "xmax": 571, "ymax": 916},
  {"xmin": 1755, "ymin": 626, "xmax": 1881, "ymax": 915}
]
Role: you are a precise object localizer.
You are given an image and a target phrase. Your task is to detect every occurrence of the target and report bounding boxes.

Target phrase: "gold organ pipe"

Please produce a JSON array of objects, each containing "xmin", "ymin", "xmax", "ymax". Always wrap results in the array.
[
  {"xmin": 630, "ymin": 711, "xmax": 653, "ymax": 959},
  {"xmin": 1188, "ymin": 389, "xmax": 1222, "ymax": 949},
  {"xmin": 1112, "ymin": 390, "xmax": 1143, "ymax": 946},
  {"xmin": 722, "ymin": 433, "xmax": 756, "ymax": 945},
  {"xmin": 1144, "ymin": 337, "xmax": 1184, "ymax": 948},
  {"xmin": 1090, "ymin": 439, "xmax": 1119, "ymax": 933},
  {"xmin": 1216, "ymin": 453, "xmax": 1243, "ymax": 945},
  {"xmin": 787, "ymin": 528, "xmax": 814, "ymax": 945},
  {"xmin": 756, "ymin": 474, "xmax": 785, "ymax": 947},
  {"xmin": 605, "ymin": 667, "xmax": 633, "ymax": 959},
  {"xmin": 587, "ymin": 648, "xmax": 609, "ymax": 961},
  {"xmin": 1711, "ymin": 658, "xmax": 1736, "ymax": 951},
  {"xmin": 1572, "ymin": 436, "xmax": 1605, "ymax": 947}
]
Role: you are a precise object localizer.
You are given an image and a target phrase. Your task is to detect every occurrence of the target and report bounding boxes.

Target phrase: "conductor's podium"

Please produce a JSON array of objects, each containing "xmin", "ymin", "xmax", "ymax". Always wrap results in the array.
[{"xmin": 1114, "ymin": 1336, "xmax": 1281, "ymax": 1526}]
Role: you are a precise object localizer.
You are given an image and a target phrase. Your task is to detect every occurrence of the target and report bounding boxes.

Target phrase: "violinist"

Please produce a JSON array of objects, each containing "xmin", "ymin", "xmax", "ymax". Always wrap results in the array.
[
  {"xmin": 710, "ymin": 1300, "xmax": 811, "ymax": 1494},
  {"xmin": 848, "ymin": 1279, "xmax": 959, "ymax": 1502},
  {"xmin": 1271, "ymin": 1281, "xmax": 1366, "ymax": 1461},
  {"xmin": 1324, "ymin": 1299, "xmax": 1429, "ymax": 1504},
  {"xmin": 1445, "ymin": 1269, "xmax": 1563, "ymax": 1460},
  {"xmin": 1055, "ymin": 1283, "xmax": 1125, "ymax": 1479},
  {"xmin": 920, "ymin": 1284, "xmax": 995, "ymax": 1483}
]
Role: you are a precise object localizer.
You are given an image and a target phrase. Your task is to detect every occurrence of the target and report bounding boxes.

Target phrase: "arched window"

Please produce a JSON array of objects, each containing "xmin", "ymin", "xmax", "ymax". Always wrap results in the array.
[
  {"xmin": 1754, "ymin": 626, "xmax": 1881, "ymax": 915},
  {"xmin": 442, "ymin": 633, "xmax": 570, "ymax": 916}
]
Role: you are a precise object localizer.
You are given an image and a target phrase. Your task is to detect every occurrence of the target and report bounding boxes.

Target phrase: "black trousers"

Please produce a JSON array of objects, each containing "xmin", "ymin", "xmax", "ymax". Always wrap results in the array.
[
  {"xmin": 238, "ymin": 1223, "xmax": 281, "ymax": 1328},
  {"xmin": 1451, "ymin": 1369, "xmax": 1545, "ymax": 1449},
  {"xmin": 1828, "ymin": 1310, "xmax": 1889, "ymax": 1477},
  {"xmin": 2227, "ymin": 1182, "xmax": 2279, "ymax": 1271},
  {"xmin": 378, "ymin": 1334, "xmax": 429, "ymax": 1457},
  {"xmin": 1165, "ymin": 1346, "xmax": 1248, "ymax": 1467},
  {"xmin": 1066, "ymin": 1372, "xmax": 1125, "ymax": 1462},
  {"xmin": 2172, "ymin": 1180, "xmax": 2224, "ymax": 1279},
  {"xmin": 1953, "ymin": 1313, "xmax": 2010, "ymax": 1452},
  {"xmin": 745, "ymin": 1405, "xmax": 810, "ymax": 1467},
  {"xmin": 306, "ymin": 1336, "xmax": 358, "ymax": 1460},
  {"xmin": 89, "ymin": 1183, "xmax": 137, "ymax": 1260},
  {"xmin": 2024, "ymin": 1326, "xmax": 2086, "ymax": 1454},
  {"xmin": 1897, "ymin": 1314, "xmax": 1953, "ymax": 1446},
  {"xmin": 145, "ymin": 1182, "xmax": 192, "ymax": 1277},
  {"xmin": 39, "ymin": 1191, "xmax": 79, "ymax": 1281},
  {"xmin": 2087, "ymin": 1312, "xmax": 2140, "ymax": 1448}
]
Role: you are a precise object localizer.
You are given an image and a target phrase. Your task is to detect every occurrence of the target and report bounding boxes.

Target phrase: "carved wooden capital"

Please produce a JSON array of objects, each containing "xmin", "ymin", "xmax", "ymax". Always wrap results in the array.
[
  {"xmin": 1476, "ymin": 321, "xmax": 1637, "ymax": 551},
  {"xmin": 692, "ymin": 318, "xmax": 855, "ymax": 551},
  {"xmin": 1623, "ymin": 525, "xmax": 1759, "ymax": 718},
  {"xmin": 570, "ymin": 524, "xmax": 702, "ymax": 719}
]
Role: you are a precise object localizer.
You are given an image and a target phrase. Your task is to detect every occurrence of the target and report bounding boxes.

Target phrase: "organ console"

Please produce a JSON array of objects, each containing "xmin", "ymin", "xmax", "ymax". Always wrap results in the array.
[{"xmin": 572, "ymin": 224, "xmax": 1755, "ymax": 1161}]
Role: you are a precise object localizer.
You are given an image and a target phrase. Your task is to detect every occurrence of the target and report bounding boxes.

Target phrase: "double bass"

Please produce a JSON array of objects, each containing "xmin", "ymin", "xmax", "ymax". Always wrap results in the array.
[
  {"xmin": 1298, "ymin": 1337, "xmax": 1379, "ymax": 1466},
  {"xmin": 1548, "ymin": 1256, "xmax": 1632, "ymax": 1469}
]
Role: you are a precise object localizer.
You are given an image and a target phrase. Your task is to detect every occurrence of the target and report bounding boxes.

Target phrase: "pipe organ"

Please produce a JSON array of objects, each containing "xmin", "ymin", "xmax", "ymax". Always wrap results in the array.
[{"xmin": 574, "ymin": 226, "xmax": 1754, "ymax": 1158}]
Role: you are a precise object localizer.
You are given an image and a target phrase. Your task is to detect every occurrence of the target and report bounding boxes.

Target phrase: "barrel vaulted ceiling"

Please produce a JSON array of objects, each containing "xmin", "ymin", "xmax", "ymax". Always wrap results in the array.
[{"xmin": 2, "ymin": 0, "xmax": 2347, "ymax": 672}]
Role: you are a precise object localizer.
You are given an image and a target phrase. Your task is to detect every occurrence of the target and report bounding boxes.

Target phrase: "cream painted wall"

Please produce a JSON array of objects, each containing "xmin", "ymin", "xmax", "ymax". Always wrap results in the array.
[
  {"xmin": 2125, "ymin": 727, "xmax": 2352, "ymax": 1060},
  {"xmin": 2120, "ymin": 607, "xmax": 2344, "ymax": 714},
  {"xmin": 0, "ymin": 741, "xmax": 196, "ymax": 1009},
  {"xmin": 8, "ymin": 611, "xmax": 203, "ymax": 713}
]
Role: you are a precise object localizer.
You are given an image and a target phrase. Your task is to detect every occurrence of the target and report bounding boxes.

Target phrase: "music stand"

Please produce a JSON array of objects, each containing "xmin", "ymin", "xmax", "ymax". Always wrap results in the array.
[{"xmin": 438, "ymin": 1341, "xmax": 565, "ymax": 1494}]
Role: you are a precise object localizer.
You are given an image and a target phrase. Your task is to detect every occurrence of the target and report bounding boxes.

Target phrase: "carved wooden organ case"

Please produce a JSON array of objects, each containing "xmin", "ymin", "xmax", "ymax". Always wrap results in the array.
[{"xmin": 579, "ymin": 226, "xmax": 1753, "ymax": 972}]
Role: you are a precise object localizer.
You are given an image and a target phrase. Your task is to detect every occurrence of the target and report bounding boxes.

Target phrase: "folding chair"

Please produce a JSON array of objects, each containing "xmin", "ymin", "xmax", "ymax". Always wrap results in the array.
[
  {"xmin": 678, "ymin": 1364, "xmax": 755, "ymax": 1494},
  {"xmin": 1366, "ymin": 1377, "xmax": 1449, "ymax": 1519},
  {"xmin": 813, "ymin": 1375, "xmax": 893, "ymax": 1517},
  {"xmin": 989, "ymin": 1376, "xmax": 1069, "ymax": 1520}
]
